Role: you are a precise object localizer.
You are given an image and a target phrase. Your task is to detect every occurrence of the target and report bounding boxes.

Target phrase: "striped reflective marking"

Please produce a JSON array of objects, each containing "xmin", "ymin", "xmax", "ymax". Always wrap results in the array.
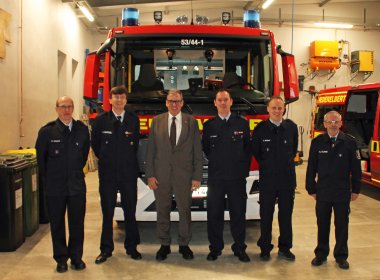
[{"xmin": 371, "ymin": 177, "xmax": 380, "ymax": 184}]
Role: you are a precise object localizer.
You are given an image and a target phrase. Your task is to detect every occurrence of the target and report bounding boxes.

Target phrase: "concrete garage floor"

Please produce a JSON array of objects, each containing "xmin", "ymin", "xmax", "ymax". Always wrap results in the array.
[{"xmin": 1, "ymin": 164, "xmax": 380, "ymax": 280}]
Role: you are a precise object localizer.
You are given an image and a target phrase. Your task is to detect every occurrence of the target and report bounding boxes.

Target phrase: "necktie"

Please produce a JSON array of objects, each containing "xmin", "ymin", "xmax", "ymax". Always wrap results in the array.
[
  {"xmin": 170, "ymin": 117, "xmax": 176, "ymax": 147},
  {"xmin": 117, "ymin": 116, "xmax": 122, "ymax": 122},
  {"xmin": 331, "ymin": 137, "xmax": 336, "ymax": 143}
]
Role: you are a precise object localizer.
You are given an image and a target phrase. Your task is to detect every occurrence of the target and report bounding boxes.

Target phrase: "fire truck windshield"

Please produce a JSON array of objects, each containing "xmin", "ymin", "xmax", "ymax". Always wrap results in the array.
[{"xmin": 109, "ymin": 36, "xmax": 273, "ymax": 109}]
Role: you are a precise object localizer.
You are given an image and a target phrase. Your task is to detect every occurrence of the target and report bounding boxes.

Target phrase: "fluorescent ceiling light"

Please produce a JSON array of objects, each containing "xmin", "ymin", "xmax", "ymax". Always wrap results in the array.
[
  {"xmin": 314, "ymin": 22, "xmax": 353, "ymax": 29},
  {"xmin": 76, "ymin": 1, "xmax": 94, "ymax": 22},
  {"xmin": 262, "ymin": 0, "xmax": 274, "ymax": 9}
]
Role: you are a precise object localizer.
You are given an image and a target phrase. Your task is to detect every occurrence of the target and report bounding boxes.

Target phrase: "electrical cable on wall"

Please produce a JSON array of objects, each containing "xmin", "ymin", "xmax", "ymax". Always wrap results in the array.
[{"xmin": 291, "ymin": 0, "xmax": 294, "ymax": 54}]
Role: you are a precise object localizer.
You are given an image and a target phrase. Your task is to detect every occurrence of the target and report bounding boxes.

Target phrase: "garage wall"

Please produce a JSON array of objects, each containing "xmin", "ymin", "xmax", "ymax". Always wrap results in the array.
[
  {"xmin": 0, "ymin": 1, "xmax": 20, "ymax": 151},
  {"xmin": 0, "ymin": 0, "xmax": 97, "ymax": 151},
  {"xmin": 269, "ymin": 26, "xmax": 380, "ymax": 159}
]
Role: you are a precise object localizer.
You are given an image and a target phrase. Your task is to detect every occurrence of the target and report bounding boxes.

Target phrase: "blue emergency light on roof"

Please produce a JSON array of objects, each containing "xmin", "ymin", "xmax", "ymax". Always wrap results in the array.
[
  {"xmin": 243, "ymin": 10, "xmax": 261, "ymax": 28},
  {"xmin": 122, "ymin": 8, "xmax": 139, "ymax": 26}
]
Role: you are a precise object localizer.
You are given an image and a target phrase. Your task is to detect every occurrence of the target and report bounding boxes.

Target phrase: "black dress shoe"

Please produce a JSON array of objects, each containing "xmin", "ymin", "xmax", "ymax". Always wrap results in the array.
[
  {"xmin": 260, "ymin": 252, "xmax": 270, "ymax": 261},
  {"xmin": 56, "ymin": 262, "xmax": 68, "ymax": 273},
  {"xmin": 311, "ymin": 257, "xmax": 327, "ymax": 266},
  {"xmin": 127, "ymin": 249, "xmax": 142, "ymax": 260},
  {"xmin": 234, "ymin": 251, "xmax": 250, "ymax": 262},
  {"xmin": 71, "ymin": 259, "xmax": 86, "ymax": 270},
  {"xmin": 278, "ymin": 250, "xmax": 296, "ymax": 261},
  {"xmin": 207, "ymin": 250, "xmax": 221, "ymax": 261},
  {"xmin": 156, "ymin": 245, "xmax": 171, "ymax": 261},
  {"xmin": 179, "ymin": 246, "xmax": 194, "ymax": 260},
  {"xmin": 95, "ymin": 252, "xmax": 112, "ymax": 264},
  {"xmin": 336, "ymin": 259, "xmax": 349, "ymax": 269}
]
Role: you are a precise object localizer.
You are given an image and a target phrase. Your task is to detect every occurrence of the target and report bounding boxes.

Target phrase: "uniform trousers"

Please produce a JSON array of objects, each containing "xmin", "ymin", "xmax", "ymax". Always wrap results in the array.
[
  {"xmin": 315, "ymin": 200, "xmax": 350, "ymax": 261},
  {"xmin": 46, "ymin": 194, "xmax": 86, "ymax": 263},
  {"xmin": 258, "ymin": 188, "xmax": 295, "ymax": 253},
  {"xmin": 154, "ymin": 180, "xmax": 192, "ymax": 246},
  {"xmin": 99, "ymin": 179, "xmax": 140, "ymax": 254},
  {"xmin": 207, "ymin": 179, "xmax": 247, "ymax": 253}
]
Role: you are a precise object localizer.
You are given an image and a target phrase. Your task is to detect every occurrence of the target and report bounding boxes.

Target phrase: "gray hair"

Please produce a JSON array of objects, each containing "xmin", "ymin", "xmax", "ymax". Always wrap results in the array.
[{"xmin": 324, "ymin": 110, "xmax": 342, "ymax": 121}]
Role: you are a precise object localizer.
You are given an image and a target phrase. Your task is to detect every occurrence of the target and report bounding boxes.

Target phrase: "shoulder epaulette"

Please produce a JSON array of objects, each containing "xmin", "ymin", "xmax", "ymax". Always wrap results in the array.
[
  {"xmin": 42, "ymin": 120, "xmax": 56, "ymax": 128},
  {"xmin": 284, "ymin": 119, "xmax": 296, "ymax": 126},
  {"xmin": 204, "ymin": 117, "xmax": 217, "ymax": 125},
  {"xmin": 344, "ymin": 133, "xmax": 357, "ymax": 142}
]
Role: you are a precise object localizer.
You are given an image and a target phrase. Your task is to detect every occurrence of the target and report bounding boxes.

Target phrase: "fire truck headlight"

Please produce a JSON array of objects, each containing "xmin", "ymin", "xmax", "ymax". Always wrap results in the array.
[
  {"xmin": 221, "ymin": 12, "xmax": 231, "ymax": 25},
  {"xmin": 195, "ymin": 15, "xmax": 208, "ymax": 25},
  {"xmin": 154, "ymin": 11, "xmax": 162, "ymax": 24},
  {"xmin": 176, "ymin": 15, "xmax": 188, "ymax": 24}
]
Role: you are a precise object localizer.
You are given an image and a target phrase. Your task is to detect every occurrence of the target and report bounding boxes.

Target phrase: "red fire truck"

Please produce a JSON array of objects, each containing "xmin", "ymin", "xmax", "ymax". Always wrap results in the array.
[
  {"xmin": 311, "ymin": 83, "xmax": 380, "ymax": 188},
  {"xmin": 84, "ymin": 9, "xmax": 299, "ymax": 221}
]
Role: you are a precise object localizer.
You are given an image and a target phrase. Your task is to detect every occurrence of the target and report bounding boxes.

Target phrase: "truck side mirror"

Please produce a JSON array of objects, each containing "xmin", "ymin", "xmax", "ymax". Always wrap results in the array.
[
  {"xmin": 277, "ymin": 46, "xmax": 299, "ymax": 103},
  {"xmin": 84, "ymin": 52, "xmax": 100, "ymax": 100}
]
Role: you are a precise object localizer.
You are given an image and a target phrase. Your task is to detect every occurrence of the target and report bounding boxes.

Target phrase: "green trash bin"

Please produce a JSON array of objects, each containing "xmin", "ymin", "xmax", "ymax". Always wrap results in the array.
[
  {"xmin": 0, "ymin": 156, "xmax": 27, "ymax": 251},
  {"xmin": 2, "ymin": 153, "xmax": 39, "ymax": 236}
]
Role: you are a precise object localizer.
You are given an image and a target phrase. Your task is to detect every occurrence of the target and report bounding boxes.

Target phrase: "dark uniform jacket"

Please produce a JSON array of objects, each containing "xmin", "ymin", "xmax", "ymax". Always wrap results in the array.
[
  {"xmin": 202, "ymin": 115, "xmax": 251, "ymax": 183},
  {"xmin": 91, "ymin": 110, "xmax": 140, "ymax": 184},
  {"xmin": 252, "ymin": 119, "xmax": 298, "ymax": 189},
  {"xmin": 306, "ymin": 132, "xmax": 362, "ymax": 202},
  {"xmin": 35, "ymin": 119, "xmax": 90, "ymax": 196}
]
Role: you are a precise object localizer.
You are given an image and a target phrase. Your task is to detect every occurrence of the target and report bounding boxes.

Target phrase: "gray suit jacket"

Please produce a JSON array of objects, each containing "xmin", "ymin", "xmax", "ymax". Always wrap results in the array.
[{"xmin": 145, "ymin": 112, "xmax": 203, "ymax": 186}]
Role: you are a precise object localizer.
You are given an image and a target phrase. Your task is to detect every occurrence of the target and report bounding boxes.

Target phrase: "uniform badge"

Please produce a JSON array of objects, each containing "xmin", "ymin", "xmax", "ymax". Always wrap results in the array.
[
  {"xmin": 55, "ymin": 150, "xmax": 59, "ymax": 155},
  {"xmin": 356, "ymin": 150, "xmax": 361, "ymax": 160},
  {"xmin": 125, "ymin": 131, "xmax": 133, "ymax": 137}
]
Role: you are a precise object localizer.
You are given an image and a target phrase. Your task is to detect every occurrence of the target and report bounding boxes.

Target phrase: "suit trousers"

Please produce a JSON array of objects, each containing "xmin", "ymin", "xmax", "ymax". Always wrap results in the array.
[
  {"xmin": 99, "ymin": 179, "xmax": 140, "ymax": 253},
  {"xmin": 46, "ymin": 194, "xmax": 86, "ymax": 263},
  {"xmin": 257, "ymin": 188, "xmax": 295, "ymax": 253},
  {"xmin": 314, "ymin": 200, "xmax": 350, "ymax": 261},
  {"xmin": 207, "ymin": 179, "xmax": 247, "ymax": 253},
  {"xmin": 154, "ymin": 181, "xmax": 192, "ymax": 246}
]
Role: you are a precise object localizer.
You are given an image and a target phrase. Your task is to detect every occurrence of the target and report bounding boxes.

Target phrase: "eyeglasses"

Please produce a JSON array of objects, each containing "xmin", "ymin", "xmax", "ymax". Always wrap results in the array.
[
  {"xmin": 57, "ymin": 105, "xmax": 74, "ymax": 110},
  {"xmin": 324, "ymin": 120, "xmax": 341, "ymax": 124},
  {"xmin": 167, "ymin": 99, "xmax": 183, "ymax": 105}
]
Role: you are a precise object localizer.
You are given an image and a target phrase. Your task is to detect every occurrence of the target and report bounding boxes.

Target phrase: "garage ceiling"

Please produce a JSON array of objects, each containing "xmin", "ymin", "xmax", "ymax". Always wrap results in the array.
[{"xmin": 62, "ymin": 0, "xmax": 380, "ymax": 32}]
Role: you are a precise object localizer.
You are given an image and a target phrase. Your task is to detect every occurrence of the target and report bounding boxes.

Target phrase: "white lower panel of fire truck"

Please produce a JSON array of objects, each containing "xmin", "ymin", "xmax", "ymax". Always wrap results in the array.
[{"xmin": 114, "ymin": 171, "xmax": 261, "ymax": 222}]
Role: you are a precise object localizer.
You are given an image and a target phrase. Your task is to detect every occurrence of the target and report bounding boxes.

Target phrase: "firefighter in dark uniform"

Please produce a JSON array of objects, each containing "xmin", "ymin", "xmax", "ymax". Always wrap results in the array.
[
  {"xmin": 306, "ymin": 110, "xmax": 361, "ymax": 270},
  {"xmin": 91, "ymin": 86, "xmax": 141, "ymax": 264},
  {"xmin": 252, "ymin": 96, "xmax": 298, "ymax": 261},
  {"xmin": 36, "ymin": 96, "xmax": 90, "ymax": 273},
  {"xmin": 202, "ymin": 89, "xmax": 251, "ymax": 262}
]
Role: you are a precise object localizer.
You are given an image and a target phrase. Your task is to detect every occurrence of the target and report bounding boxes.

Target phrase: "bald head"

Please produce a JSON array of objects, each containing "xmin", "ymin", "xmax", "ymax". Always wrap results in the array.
[{"xmin": 56, "ymin": 96, "xmax": 74, "ymax": 108}]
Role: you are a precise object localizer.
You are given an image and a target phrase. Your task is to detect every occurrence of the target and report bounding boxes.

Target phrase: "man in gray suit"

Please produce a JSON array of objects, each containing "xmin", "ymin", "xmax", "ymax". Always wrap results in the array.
[{"xmin": 146, "ymin": 90, "xmax": 203, "ymax": 261}]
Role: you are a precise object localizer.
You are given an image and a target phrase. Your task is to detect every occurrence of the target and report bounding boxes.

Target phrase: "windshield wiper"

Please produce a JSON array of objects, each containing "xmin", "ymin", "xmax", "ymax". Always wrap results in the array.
[{"xmin": 239, "ymin": 97, "xmax": 257, "ymax": 114}]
